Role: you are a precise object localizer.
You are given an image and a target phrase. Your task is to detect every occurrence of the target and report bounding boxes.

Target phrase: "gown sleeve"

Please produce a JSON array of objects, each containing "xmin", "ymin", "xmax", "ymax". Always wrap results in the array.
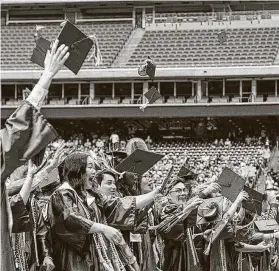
[
  {"xmin": 50, "ymin": 189, "xmax": 94, "ymax": 254},
  {"xmin": 9, "ymin": 193, "xmax": 31, "ymax": 233},
  {"xmin": 34, "ymin": 199, "xmax": 53, "ymax": 263},
  {"xmin": 103, "ymin": 196, "xmax": 137, "ymax": 230},
  {"xmin": 159, "ymin": 203, "xmax": 185, "ymax": 241},
  {"xmin": 1, "ymin": 100, "xmax": 58, "ymax": 182}
]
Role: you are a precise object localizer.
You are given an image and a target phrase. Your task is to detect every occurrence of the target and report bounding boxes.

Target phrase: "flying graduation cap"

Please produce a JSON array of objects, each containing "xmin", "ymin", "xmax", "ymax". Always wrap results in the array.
[
  {"xmin": 139, "ymin": 86, "xmax": 162, "ymax": 112},
  {"xmin": 138, "ymin": 57, "xmax": 156, "ymax": 79},
  {"xmin": 31, "ymin": 20, "xmax": 102, "ymax": 74}
]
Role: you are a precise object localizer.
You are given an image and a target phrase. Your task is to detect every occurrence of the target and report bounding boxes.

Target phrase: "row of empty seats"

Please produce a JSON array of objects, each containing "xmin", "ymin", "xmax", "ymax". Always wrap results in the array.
[
  {"xmin": 126, "ymin": 27, "xmax": 279, "ymax": 67},
  {"xmin": 1, "ymin": 22, "xmax": 133, "ymax": 70}
]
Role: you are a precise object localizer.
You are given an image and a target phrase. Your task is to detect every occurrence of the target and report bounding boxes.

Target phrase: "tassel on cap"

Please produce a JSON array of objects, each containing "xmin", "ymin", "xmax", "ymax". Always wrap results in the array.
[
  {"xmin": 88, "ymin": 35, "xmax": 102, "ymax": 66},
  {"xmin": 34, "ymin": 25, "xmax": 45, "ymax": 43}
]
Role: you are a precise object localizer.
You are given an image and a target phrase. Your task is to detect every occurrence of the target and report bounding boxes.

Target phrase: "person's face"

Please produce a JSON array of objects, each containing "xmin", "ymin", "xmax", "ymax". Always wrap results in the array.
[
  {"xmin": 100, "ymin": 173, "xmax": 117, "ymax": 197},
  {"xmin": 140, "ymin": 176, "xmax": 152, "ymax": 194},
  {"xmin": 168, "ymin": 182, "xmax": 188, "ymax": 205}
]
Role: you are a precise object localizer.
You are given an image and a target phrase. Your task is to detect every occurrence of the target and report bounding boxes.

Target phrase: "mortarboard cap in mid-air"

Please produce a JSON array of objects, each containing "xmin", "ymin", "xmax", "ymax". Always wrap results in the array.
[
  {"xmin": 144, "ymin": 86, "xmax": 161, "ymax": 104},
  {"xmin": 138, "ymin": 57, "xmax": 156, "ymax": 79},
  {"xmin": 56, "ymin": 21, "xmax": 95, "ymax": 74},
  {"xmin": 30, "ymin": 37, "xmax": 51, "ymax": 68},
  {"xmin": 139, "ymin": 86, "xmax": 162, "ymax": 112},
  {"xmin": 255, "ymin": 219, "xmax": 279, "ymax": 232},
  {"xmin": 217, "ymin": 167, "xmax": 246, "ymax": 202},
  {"xmin": 31, "ymin": 20, "xmax": 100, "ymax": 74},
  {"xmin": 115, "ymin": 149, "xmax": 164, "ymax": 176},
  {"xmin": 242, "ymin": 186, "xmax": 264, "ymax": 215}
]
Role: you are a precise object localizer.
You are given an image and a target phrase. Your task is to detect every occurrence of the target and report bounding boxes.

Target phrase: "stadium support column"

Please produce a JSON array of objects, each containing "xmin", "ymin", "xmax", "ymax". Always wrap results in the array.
[
  {"xmin": 240, "ymin": 80, "xmax": 243, "ymax": 100},
  {"xmin": 90, "ymin": 81, "xmax": 95, "ymax": 104},
  {"xmin": 252, "ymin": 79, "xmax": 256, "ymax": 101},
  {"xmin": 131, "ymin": 82, "xmax": 134, "ymax": 101},
  {"xmin": 197, "ymin": 80, "xmax": 202, "ymax": 102},
  {"xmin": 143, "ymin": 81, "xmax": 148, "ymax": 103},
  {"xmin": 112, "ymin": 83, "xmax": 115, "ymax": 99}
]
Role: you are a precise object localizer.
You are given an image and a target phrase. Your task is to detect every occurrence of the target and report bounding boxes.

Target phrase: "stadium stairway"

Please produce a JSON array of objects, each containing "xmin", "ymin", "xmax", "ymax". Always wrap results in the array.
[{"xmin": 112, "ymin": 28, "xmax": 145, "ymax": 67}]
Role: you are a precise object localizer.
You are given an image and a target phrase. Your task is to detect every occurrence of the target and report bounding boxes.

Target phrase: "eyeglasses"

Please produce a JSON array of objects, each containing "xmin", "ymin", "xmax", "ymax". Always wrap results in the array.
[{"xmin": 169, "ymin": 188, "xmax": 188, "ymax": 194}]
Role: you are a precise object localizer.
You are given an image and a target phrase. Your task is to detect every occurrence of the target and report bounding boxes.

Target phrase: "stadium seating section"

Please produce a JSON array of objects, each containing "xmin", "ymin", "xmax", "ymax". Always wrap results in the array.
[
  {"xmin": 127, "ymin": 27, "xmax": 279, "ymax": 67},
  {"xmin": 149, "ymin": 140, "xmax": 263, "ymax": 183},
  {"xmin": 1, "ymin": 22, "xmax": 133, "ymax": 70},
  {"xmin": 1, "ymin": 21, "xmax": 279, "ymax": 70}
]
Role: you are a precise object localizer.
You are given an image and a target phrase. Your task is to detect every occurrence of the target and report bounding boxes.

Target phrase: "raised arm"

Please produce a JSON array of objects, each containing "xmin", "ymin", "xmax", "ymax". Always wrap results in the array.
[
  {"xmin": 19, "ymin": 160, "xmax": 37, "ymax": 205},
  {"xmin": 26, "ymin": 40, "xmax": 69, "ymax": 109},
  {"xmin": 1, "ymin": 40, "xmax": 69, "ymax": 182}
]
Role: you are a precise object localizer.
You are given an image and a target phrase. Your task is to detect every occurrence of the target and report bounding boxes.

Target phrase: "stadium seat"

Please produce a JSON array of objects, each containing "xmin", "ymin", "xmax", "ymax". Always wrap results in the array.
[{"xmin": 125, "ymin": 27, "xmax": 279, "ymax": 68}]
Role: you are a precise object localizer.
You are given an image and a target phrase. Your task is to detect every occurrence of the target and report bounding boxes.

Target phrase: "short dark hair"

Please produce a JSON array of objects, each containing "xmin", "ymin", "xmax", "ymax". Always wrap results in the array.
[{"xmin": 95, "ymin": 170, "xmax": 117, "ymax": 186}]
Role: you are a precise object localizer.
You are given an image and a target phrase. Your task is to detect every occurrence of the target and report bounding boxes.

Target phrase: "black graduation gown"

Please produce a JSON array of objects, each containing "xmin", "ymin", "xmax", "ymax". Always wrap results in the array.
[{"xmin": 1, "ymin": 101, "xmax": 57, "ymax": 271}]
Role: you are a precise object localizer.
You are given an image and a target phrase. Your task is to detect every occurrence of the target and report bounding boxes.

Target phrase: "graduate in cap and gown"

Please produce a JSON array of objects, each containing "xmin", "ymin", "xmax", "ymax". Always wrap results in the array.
[
  {"xmin": 47, "ymin": 151, "xmax": 165, "ymax": 271},
  {"xmin": 1, "ymin": 39, "xmax": 69, "ymax": 271},
  {"xmin": 100, "ymin": 138, "xmax": 164, "ymax": 270},
  {"xmin": 157, "ymin": 175, "xmax": 203, "ymax": 271}
]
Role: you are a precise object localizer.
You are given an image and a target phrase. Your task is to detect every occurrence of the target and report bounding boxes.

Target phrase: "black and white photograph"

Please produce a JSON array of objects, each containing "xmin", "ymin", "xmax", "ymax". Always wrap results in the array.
[{"xmin": 1, "ymin": 0, "xmax": 279, "ymax": 270}]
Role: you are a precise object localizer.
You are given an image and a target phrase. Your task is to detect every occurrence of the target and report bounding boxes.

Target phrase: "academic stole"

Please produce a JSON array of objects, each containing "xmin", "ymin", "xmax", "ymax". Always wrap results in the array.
[
  {"xmin": 63, "ymin": 183, "xmax": 125, "ymax": 271},
  {"xmin": 186, "ymin": 228, "xmax": 201, "ymax": 271}
]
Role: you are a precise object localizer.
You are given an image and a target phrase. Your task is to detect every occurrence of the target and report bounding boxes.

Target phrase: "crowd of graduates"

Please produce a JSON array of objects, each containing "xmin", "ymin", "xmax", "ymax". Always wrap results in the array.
[{"xmin": 2, "ymin": 39, "xmax": 279, "ymax": 271}]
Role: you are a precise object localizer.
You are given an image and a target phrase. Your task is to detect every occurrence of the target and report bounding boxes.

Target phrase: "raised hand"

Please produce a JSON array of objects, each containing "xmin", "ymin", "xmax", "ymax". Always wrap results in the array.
[
  {"xmin": 44, "ymin": 39, "xmax": 69, "ymax": 78},
  {"xmin": 49, "ymin": 141, "xmax": 67, "ymax": 168},
  {"xmin": 186, "ymin": 197, "xmax": 203, "ymax": 211},
  {"xmin": 27, "ymin": 159, "xmax": 37, "ymax": 178},
  {"xmin": 235, "ymin": 191, "xmax": 249, "ymax": 205}
]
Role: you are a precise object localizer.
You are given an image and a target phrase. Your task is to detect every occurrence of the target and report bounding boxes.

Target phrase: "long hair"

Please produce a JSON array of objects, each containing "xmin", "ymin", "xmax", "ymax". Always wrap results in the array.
[
  {"xmin": 63, "ymin": 152, "xmax": 88, "ymax": 191},
  {"xmin": 126, "ymin": 137, "xmax": 148, "ymax": 156}
]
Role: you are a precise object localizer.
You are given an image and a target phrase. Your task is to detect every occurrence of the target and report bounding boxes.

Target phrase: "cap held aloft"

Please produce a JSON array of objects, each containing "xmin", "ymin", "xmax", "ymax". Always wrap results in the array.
[{"xmin": 31, "ymin": 20, "xmax": 102, "ymax": 74}]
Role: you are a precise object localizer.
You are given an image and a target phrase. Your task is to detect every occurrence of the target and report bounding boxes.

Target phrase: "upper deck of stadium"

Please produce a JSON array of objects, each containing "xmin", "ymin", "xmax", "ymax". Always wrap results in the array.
[{"xmin": 1, "ymin": 1, "xmax": 279, "ymax": 80}]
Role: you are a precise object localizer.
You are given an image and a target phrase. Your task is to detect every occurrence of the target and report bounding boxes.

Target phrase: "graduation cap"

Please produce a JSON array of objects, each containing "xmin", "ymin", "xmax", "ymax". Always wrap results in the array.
[
  {"xmin": 242, "ymin": 186, "xmax": 264, "ymax": 215},
  {"xmin": 31, "ymin": 37, "xmax": 51, "ymax": 68},
  {"xmin": 115, "ymin": 149, "xmax": 164, "ymax": 175},
  {"xmin": 255, "ymin": 219, "xmax": 279, "ymax": 232},
  {"xmin": 217, "ymin": 167, "xmax": 246, "ymax": 202},
  {"xmin": 138, "ymin": 57, "xmax": 156, "ymax": 79},
  {"xmin": 31, "ymin": 20, "xmax": 101, "ymax": 74},
  {"xmin": 218, "ymin": 30, "xmax": 228, "ymax": 44},
  {"xmin": 139, "ymin": 86, "xmax": 162, "ymax": 112},
  {"xmin": 178, "ymin": 166, "xmax": 197, "ymax": 181},
  {"xmin": 197, "ymin": 196, "xmax": 224, "ymax": 225}
]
